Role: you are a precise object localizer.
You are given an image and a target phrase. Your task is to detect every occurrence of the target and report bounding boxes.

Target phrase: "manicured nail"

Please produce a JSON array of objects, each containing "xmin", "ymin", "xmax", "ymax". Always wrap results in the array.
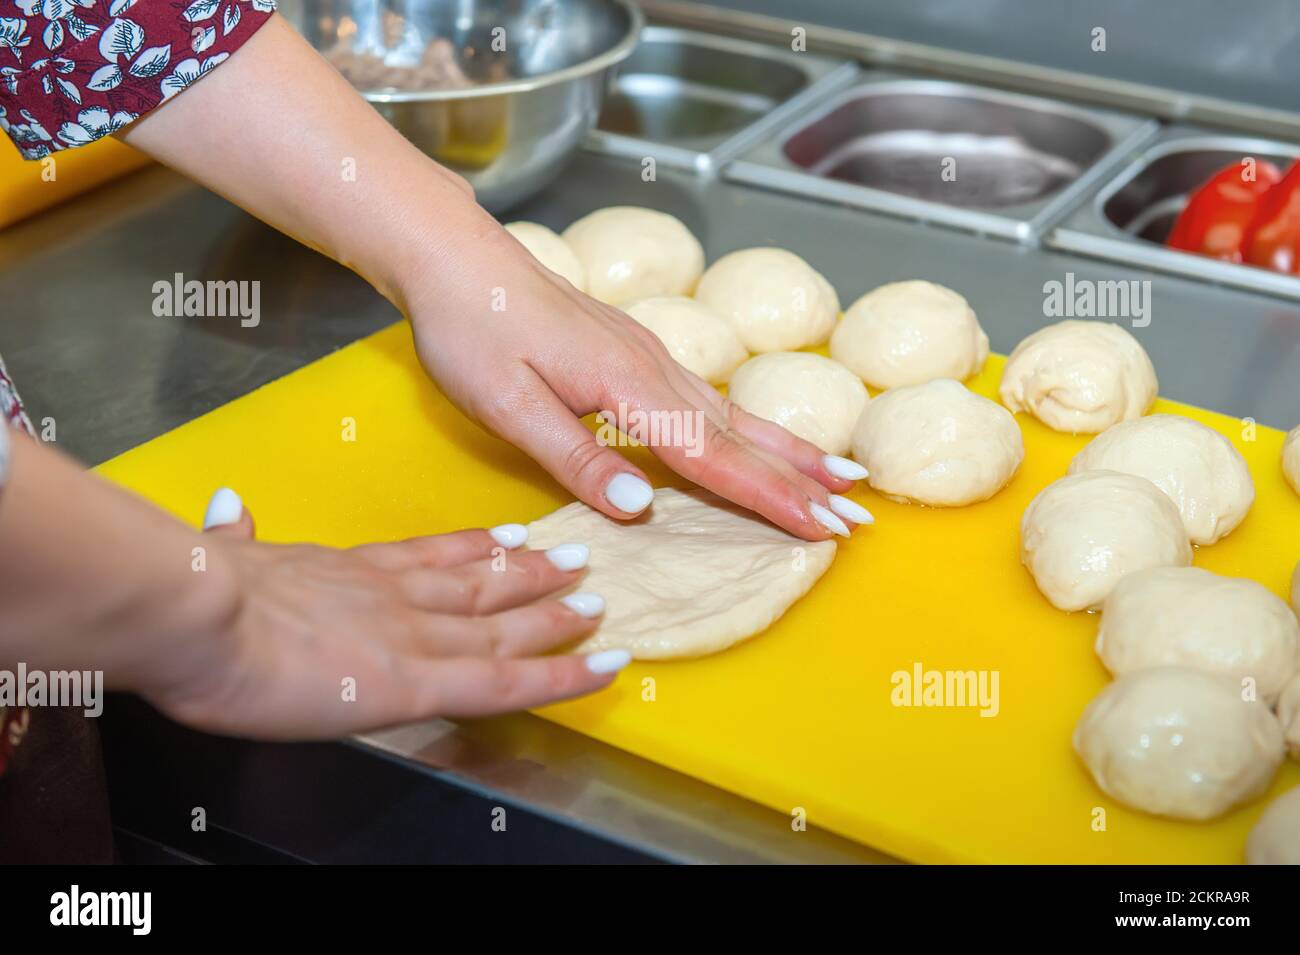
[
  {"xmin": 545, "ymin": 543, "xmax": 589, "ymax": 571},
  {"xmin": 605, "ymin": 473, "xmax": 654, "ymax": 514},
  {"xmin": 810, "ymin": 501, "xmax": 850, "ymax": 537},
  {"xmin": 829, "ymin": 494, "xmax": 875, "ymax": 525},
  {"xmin": 585, "ymin": 649, "xmax": 632, "ymax": 674},
  {"xmin": 202, "ymin": 487, "xmax": 242, "ymax": 529},
  {"xmin": 489, "ymin": 523, "xmax": 528, "ymax": 549},
  {"xmin": 823, "ymin": 454, "xmax": 868, "ymax": 480},
  {"xmin": 561, "ymin": 592, "xmax": 605, "ymax": 618}
]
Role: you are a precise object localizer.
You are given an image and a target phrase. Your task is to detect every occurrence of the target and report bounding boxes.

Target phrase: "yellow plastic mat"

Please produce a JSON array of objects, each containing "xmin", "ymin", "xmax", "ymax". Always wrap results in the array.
[
  {"xmin": 1, "ymin": 137, "xmax": 150, "ymax": 229},
  {"xmin": 96, "ymin": 321, "xmax": 1300, "ymax": 863}
]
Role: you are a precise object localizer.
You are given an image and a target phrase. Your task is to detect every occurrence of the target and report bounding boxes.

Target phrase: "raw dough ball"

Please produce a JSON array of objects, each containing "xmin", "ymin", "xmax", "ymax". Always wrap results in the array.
[
  {"xmin": 999, "ymin": 320, "xmax": 1157, "ymax": 434},
  {"xmin": 1246, "ymin": 787, "xmax": 1300, "ymax": 865},
  {"xmin": 850, "ymin": 378, "xmax": 1023, "ymax": 506},
  {"xmin": 1097, "ymin": 567, "xmax": 1299, "ymax": 704},
  {"xmin": 623, "ymin": 297, "xmax": 748, "ymax": 385},
  {"xmin": 1292, "ymin": 560, "xmax": 1300, "ymax": 617},
  {"xmin": 504, "ymin": 221, "xmax": 587, "ymax": 291},
  {"xmin": 1285, "ymin": 425, "xmax": 1300, "ymax": 495},
  {"xmin": 526, "ymin": 487, "xmax": 836, "ymax": 659},
  {"xmin": 1073, "ymin": 666, "xmax": 1284, "ymax": 821},
  {"xmin": 726, "ymin": 352, "xmax": 867, "ymax": 456},
  {"xmin": 1069, "ymin": 415, "xmax": 1254, "ymax": 545},
  {"xmin": 1020, "ymin": 471, "xmax": 1192, "ymax": 612},
  {"xmin": 693, "ymin": 247, "xmax": 840, "ymax": 353},
  {"xmin": 1278, "ymin": 671, "xmax": 1300, "ymax": 761},
  {"xmin": 830, "ymin": 280, "xmax": 988, "ymax": 389},
  {"xmin": 562, "ymin": 206, "xmax": 705, "ymax": 306}
]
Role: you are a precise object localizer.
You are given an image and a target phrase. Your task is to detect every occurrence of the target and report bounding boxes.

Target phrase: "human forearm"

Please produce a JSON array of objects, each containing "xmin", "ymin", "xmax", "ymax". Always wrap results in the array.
[
  {"xmin": 116, "ymin": 14, "xmax": 480, "ymax": 311},
  {"xmin": 0, "ymin": 436, "xmax": 234, "ymax": 689}
]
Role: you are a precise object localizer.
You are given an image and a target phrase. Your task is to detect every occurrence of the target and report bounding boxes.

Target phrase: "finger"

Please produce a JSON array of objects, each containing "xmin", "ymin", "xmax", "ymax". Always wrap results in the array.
[
  {"xmin": 402, "ymin": 651, "xmax": 632, "ymax": 718},
  {"xmin": 605, "ymin": 376, "xmax": 838, "ymax": 541},
  {"xmin": 399, "ymin": 548, "xmax": 589, "ymax": 615},
  {"xmin": 676, "ymin": 368, "xmax": 860, "ymax": 492},
  {"xmin": 201, "ymin": 487, "xmax": 255, "ymax": 538},
  {"xmin": 629, "ymin": 322, "xmax": 860, "ymax": 494},
  {"xmin": 353, "ymin": 525, "xmax": 526, "ymax": 572},
  {"xmin": 411, "ymin": 594, "xmax": 604, "ymax": 658},
  {"xmin": 491, "ymin": 366, "xmax": 656, "ymax": 520}
]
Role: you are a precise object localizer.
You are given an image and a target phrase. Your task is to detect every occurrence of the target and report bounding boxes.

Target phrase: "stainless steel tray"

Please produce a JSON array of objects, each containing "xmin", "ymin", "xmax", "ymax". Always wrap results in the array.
[
  {"xmin": 725, "ymin": 74, "xmax": 1157, "ymax": 243},
  {"xmin": 584, "ymin": 25, "xmax": 856, "ymax": 173},
  {"xmin": 1048, "ymin": 126, "xmax": 1300, "ymax": 300}
]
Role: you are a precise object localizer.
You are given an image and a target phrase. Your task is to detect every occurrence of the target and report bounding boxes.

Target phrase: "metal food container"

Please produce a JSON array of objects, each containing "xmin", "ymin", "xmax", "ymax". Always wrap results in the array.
[
  {"xmin": 1047, "ymin": 126, "xmax": 1300, "ymax": 300},
  {"xmin": 726, "ymin": 73, "xmax": 1156, "ymax": 243},
  {"xmin": 278, "ymin": 0, "xmax": 643, "ymax": 212},
  {"xmin": 586, "ymin": 26, "xmax": 855, "ymax": 173}
]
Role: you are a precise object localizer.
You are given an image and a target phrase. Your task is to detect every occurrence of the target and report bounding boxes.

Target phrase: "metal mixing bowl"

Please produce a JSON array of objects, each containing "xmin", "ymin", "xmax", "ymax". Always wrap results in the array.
[{"xmin": 278, "ymin": 0, "xmax": 643, "ymax": 211}]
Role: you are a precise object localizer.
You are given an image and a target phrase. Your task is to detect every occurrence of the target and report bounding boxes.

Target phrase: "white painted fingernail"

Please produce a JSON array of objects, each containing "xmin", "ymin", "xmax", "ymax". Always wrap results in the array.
[
  {"xmin": 810, "ymin": 501, "xmax": 850, "ymax": 537},
  {"xmin": 585, "ymin": 649, "xmax": 632, "ymax": 674},
  {"xmin": 202, "ymin": 487, "xmax": 242, "ymax": 529},
  {"xmin": 561, "ymin": 592, "xmax": 605, "ymax": 618},
  {"xmin": 823, "ymin": 454, "xmax": 868, "ymax": 480},
  {"xmin": 489, "ymin": 523, "xmax": 528, "ymax": 549},
  {"xmin": 829, "ymin": 494, "xmax": 875, "ymax": 525},
  {"xmin": 545, "ymin": 543, "xmax": 589, "ymax": 571},
  {"xmin": 605, "ymin": 473, "xmax": 654, "ymax": 514}
]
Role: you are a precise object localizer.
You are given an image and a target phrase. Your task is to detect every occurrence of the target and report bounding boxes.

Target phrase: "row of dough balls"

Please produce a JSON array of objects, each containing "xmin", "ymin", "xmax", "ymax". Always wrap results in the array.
[
  {"xmin": 508, "ymin": 208, "xmax": 1300, "ymax": 512},
  {"xmin": 505, "ymin": 208, "xmax": 988, "ymax": 385},
  {"xmin": 506, "ymin": 209, "xmax": 844, "ymax": 383},
  {"xmin": 506, "ymin": 208, "xmax": 1017, "ymax": 507},
  {"xmin": 512, "ymin": 207, "xmax": 1300, "ymax": 521},
  {"xmin": 1069, "ymin": 563, "xmax": 1300, "ymax": 861},
  {"xmin": 1006, "ymin": 330, "xmax": 1300, "ymax": 856}
]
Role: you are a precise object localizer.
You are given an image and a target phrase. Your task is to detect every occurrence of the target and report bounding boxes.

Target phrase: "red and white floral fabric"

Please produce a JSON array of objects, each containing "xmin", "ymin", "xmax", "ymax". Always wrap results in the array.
[{"xmin": 0, "ymin": 0, "xmax": 275, "ymax": 159}]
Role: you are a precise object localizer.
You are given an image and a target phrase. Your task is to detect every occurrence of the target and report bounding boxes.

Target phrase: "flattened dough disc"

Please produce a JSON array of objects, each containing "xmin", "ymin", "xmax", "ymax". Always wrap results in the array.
[{"xmin": 527, "ymin": 488, "xmax": 837, "ymax": 659}]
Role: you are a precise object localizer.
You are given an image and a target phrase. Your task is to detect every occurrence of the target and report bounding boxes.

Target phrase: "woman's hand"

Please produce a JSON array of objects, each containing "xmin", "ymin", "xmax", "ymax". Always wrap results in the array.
[
  {"xmin": 116, "ymin": 15, "xmax": 870, "ymax": 540},
  {"xmin": 404, "ymin": 225, "xmax": 868, "ymax": 541},
  {"xmin": 139, "ymin": 491, "xmax": 626, "ymax": 740}
]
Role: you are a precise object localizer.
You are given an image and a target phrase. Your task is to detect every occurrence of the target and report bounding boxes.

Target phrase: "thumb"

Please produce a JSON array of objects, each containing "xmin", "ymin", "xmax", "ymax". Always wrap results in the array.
[
  {"xmin": 495, "ymin": 373, "xmax": 655, "ymax": 520},
  {"xmin": 201, "ymin": 486, "xmax": 256, "ymax": 539}
]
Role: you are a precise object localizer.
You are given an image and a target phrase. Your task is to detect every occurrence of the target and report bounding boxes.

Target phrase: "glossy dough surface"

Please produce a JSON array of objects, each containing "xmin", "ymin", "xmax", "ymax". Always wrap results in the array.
[
  {"xmin": 830, "ymin": 280, "xmax": 988, "ymax": 389},
  {"xmin": 999, "ymin": 320, "xmax": 1157, "ymax": 434},
  {"xmin": 1020, "ymin": 470, "xmax": 1192, "ymax": 611},
  {"xmin": 1069, "ymin": 414, "xmax": 1254, "ymax": 545},
  {"xmin": 504, "ymin": 221, "xmax": 587, "ymax": 292},
  {"xmin": 1284, "ymin": 425, "xmax": 1300, "ymax": 495},
  {"xmin": 1097, "ymin": 567, "xmax": 1299, "ymax": 704},
  {"xmin": 1073, "ymin": 667, "xmax": 1284, "ymax": 821},
  {"xmin": 562, "ymin": 206, "xmax": 705, "ymax": 306},
  {"xmin": 526, "ymin": 488, "xmax": 836, "ymax": 660},
  {"xmin": 1278, "ymin": 669, "xmax": 1300, "ymax": 762},
  {"xmin": 727, "ymin": 352, "xmax": 867, "ymax": 456},
  {"xmin": 850, "ymin": 378, "xmax": 1023, "ymax": 506},
  {"xmin": 622, "ymin": 296, "xmax": 748, "ymax": 385},
  {"xmin": 1246, "ymin": 786, "xmax": 1300, "ymax": 865},
  {"xmin": 693, "ymin": 247, "xmax": 840, "ymax": 353}
]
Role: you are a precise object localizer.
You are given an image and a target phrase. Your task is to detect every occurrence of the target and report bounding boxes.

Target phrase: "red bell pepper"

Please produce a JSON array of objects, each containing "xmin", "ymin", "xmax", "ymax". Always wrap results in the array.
[
  {"xmin": 1242, "ymin": 161, "xmax": 1300, "ymax": 274},
  {"xmin": 1166, "ymin": 159, "xmax": 1282, "ymax": 263}
]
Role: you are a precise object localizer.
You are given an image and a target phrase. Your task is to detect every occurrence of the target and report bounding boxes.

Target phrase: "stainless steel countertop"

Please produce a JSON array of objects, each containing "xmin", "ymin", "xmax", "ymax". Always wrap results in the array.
[{"xmin": 3, "ymin": 142, "xmax": 1298, "ymax": 864}]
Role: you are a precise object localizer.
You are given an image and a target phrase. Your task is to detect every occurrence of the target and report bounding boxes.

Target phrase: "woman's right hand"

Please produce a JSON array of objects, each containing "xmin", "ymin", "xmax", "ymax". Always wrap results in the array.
[{"xmin": 140, "ymin": 490, "xmax": 626, "ymax": 740}]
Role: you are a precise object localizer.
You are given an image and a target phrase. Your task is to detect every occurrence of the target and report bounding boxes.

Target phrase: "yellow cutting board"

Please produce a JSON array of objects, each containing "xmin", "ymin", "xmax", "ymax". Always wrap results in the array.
[
  {"xmin": 0, "ymin": 137, "xmax": 150, "ymax": 229},
  {"xmin": 96, "ymin": 320, "xmax": 1300, "ymax": 864}
]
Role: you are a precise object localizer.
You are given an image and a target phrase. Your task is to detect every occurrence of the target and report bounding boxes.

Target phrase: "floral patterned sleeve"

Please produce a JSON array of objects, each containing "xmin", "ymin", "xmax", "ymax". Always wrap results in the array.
[{"xmin": 0, "ymin": 0, "xmax": 276, "ymax": 159}]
